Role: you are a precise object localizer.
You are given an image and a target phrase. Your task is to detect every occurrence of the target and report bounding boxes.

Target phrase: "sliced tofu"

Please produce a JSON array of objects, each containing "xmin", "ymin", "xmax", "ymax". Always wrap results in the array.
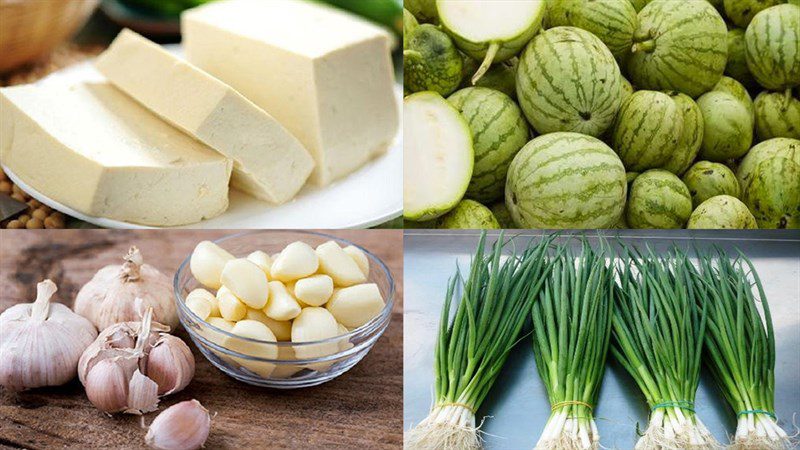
[
  {"xmin": 0, "ymin": 82, "xmax": 231, "ymax": 226},
  {"xmin": 182, "ymin": 0, "xmax": 399, "ymax": 186},
  {"xmin": 96, "ymin": 29, "xmax": 314, "ymax": 204}
]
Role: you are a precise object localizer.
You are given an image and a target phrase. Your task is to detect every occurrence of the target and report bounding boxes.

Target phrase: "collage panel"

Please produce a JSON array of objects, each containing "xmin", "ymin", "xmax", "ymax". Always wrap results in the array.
[
  {"xmin": 402, "ymin": 0, "xmax": 799, "ymax": 231},
  {"xmin": 1, "ymin": 229, "xmax": 403, "ymax": 448},
  {"xmin": 403, "ymin": 230, "xmax": 800, "ymax": 449}
]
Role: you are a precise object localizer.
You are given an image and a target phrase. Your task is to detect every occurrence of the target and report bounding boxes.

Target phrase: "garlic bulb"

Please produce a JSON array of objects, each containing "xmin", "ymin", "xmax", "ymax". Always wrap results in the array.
[
  {"xmin": 74, "ymin": 246, "xmax": 177, "ymax": 331},
  {"xmin": 0, "ymin": 280, "xmax": 98, "ymax": 391},
  {"xmin": 78, "ymin": 308, "xmax": 194, "ymax": 414},
  {"xmin": 145, "ymin": 400, "xmax": 212, "ymax": 450}
]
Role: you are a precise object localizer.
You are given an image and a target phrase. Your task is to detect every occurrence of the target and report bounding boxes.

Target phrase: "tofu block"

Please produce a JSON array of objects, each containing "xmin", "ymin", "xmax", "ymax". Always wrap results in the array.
[
  {"xmin": 0, "ymin": 82, "xmax": 231, "ymax": 226},
  {"xmin": 182, "ymin": 0, "xmax": 399, "ymax": 186},
  {"xmin": 96, "ymin": 29, "xmax": 314, "ymax": 204}
]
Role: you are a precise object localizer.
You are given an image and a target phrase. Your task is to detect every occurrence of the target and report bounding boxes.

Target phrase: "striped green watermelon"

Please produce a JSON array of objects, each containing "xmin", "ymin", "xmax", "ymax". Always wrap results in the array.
[
  {"xmin": 626, "ymin": 169, "xmax": 693, "ymax": 228},
  {"xmin": 696, "ymin": 91, "xmax": 753, "ymax": 161},
  {"xmin": 404, "ymin": 24, "xmax": 463, "ymax": 96},
  {"xmin": 736, "ymin": 137, "xmax": 800, "ymax": 187},
  {"xmin": 627, "ymin": 0, "xmax": 727, "ymax": 98},
  {"xmin": 745, "ymin": 4, "xmax": 800, "ymax": 90},
  {"xmin": 725, "ymin": 29, "xmax": 758, "ymax": 90},
  {"xmin": 754, "ymin": 90, "xmax": 800, "ymax": 141},
  {"xmin": 447, "ymin": 87, "xmax": 530, "ymax": 203},
  {"xmin": 620, "ymin": 76, "xmax": 634, "ymax": 105},
  {"xmin": 517, "ymin": 26, "xmax": 622, "ymax": 137},
  {"xmin": 611, "ymin": 90, "xmax": 683, "ymax": 171},
  {"xmin": 682, "ymin": 161, "xmax": 740, "ymax": 207},
  {"xmin": 663, "ymin": 92, "xmax": 704, "ymax": 175},
  {"xmin": 712, "ymin": 76, "xmax": 754, "ymax": 121},
  {"xmin": 723, "ymin": 0, "xmax": 783, "ymax": 28},
  {"xmin": 438, "ymin": 0, "xmax": 546, "ymax": 83},
  {"xmin": 741, "ymin": 157, "xmax": 800, "ymax": 228},
  {"xmin": 687, "ymin": 195, "xmax": 758, "ymax": 229},
  {"xmin": 545, "ymin": 0, "xmax": 638, "ymax": 62},
  {"xmin": 436, "ymin": 199, "xmax": 501, "ymax": 229},
  {"xmin": 505, "ymin": 132, "xmax": 627, "ymax": 228}
]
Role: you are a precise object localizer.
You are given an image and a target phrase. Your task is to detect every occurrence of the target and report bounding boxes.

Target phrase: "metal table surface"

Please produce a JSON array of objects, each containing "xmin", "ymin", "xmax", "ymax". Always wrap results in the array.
[{"xmin": 403, "ymin": 230, "xmax": 800, "ymax": 449}]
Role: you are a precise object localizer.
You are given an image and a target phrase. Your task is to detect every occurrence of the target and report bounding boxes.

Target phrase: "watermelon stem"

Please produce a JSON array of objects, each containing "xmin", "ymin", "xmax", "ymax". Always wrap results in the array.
[
  {"xmin": 472, "ymin": 42, "xmax": 500, "ymax": 85},
  {"xmin": 632, "ymin": 39, "xmax": 656, "ymax": 53}
]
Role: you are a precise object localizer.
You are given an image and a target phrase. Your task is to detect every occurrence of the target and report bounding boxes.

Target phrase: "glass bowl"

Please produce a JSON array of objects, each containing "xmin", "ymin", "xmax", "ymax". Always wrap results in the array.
[{"xmin": 173, "ymin": 230, "xmax": 395, "ymax": 388}]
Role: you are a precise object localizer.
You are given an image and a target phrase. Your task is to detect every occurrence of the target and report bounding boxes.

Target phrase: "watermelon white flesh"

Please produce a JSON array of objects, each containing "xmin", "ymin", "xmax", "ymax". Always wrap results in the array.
[
  {"xmin": 437, "ymin": 0, "xmax": 546, "ymax": 82},
  {"xmin": 403, "ymin": 92, "xmax": 474, "ymax": 221}
]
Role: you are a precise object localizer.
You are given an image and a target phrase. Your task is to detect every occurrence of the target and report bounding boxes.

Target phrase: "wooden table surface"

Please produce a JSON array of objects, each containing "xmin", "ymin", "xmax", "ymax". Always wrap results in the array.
[{"xmin": 0, "ymin": 229, "xmax": 404, "ymax": 449}]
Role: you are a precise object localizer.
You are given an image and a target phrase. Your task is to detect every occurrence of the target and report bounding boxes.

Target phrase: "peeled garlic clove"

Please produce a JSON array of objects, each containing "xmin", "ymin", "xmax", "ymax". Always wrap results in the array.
[
  {"xmin": 205, "ymin": 317, "xmax": 235, "ymax": 332},
  {"xmin": 74, "ymin": 246, "xmax": 177, "ymax": 331},
  {"xmin": 291, "ymin": 307, "xmax": 339, "ymax": 360},
  {"xmin": 145, "ymin": 399, "xmax": 211, "ymax": 450},
  {"xmin": 270, "ymin": 241, "xmax": 318, "ymax": 282},
  {"xmin": 190, "ymin": 241, "xmax": 234, "ymax": 290},
  {"xmin": 224, "ymin": 320, "xmax": 278, "ymax": 378},
  {"xmin": 326, "ymin": 283, "xmax": 385, "ymax": 328},
  {"xmin": 145, "ymin": 335, "xmax": 195, "ymax": 395},
  {"xmin": 0, "ymin": 280, "xmax": 98, "ymax": 391},
  {"xmin": 125, "ymin": 369, "xmax": 159, "ymax": 415},
  {"xmin": 343, "ymin": 245, "xmax": 370, "ymax": 277},
  {"xmin": 186, "ymin": 288, "xmax": 218, "ymax": 318},
  {"xmin": 246, "ymin": 250, "xmax": 272, "ymax": 276},
  {"xmin": 338, "ymin": 323, "xmax": 354, "ymax": 352},
  {"xmin": 316, "ymin": 241, "xmax": 367, "ymax": 287},
  {"xmin": 217, "ymin": 287, "xmax": 247, "ymax": 321},
  {"xmin": 263, "ymin": 281, "xmax": 301, "ymax": 321},
  {"xmin": 244, "ymin": 308, "xmax": 292, "ymax": 341},
  {"xmin": 85, "ymin": 358, "xmax": 133, "ymax": 414},
  {"xmin": 220, "ymin": 259, "xmax": 269, "ymax": 309},
  {"xmin": 293, "ymin": 274, "xmax": 334, "ymax": 307}
]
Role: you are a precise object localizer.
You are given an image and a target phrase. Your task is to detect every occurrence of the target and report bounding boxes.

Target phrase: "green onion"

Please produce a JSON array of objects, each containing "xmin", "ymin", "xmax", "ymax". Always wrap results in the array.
[
  {"xmin": 611, "ymin": 245, "xmax": 720, "ymax": 449},
  {"xmin": 531, "ymin": 239, "xmax": 613, "ymax": 449},
  {"xmin": 689, "ymin": 248, "xmax": 789, "ymax": 449},
  {"xmin": 405, "ymin": 231, "xmax": 552, "ymax": 450}
]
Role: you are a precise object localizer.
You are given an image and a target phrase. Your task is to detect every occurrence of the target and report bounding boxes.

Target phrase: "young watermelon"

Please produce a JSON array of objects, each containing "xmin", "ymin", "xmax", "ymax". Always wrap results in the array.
[
  {"xmin": 741, "ymin": 157, "xmax": 800, "ymax": 229},
  {"xmin": 627, "ymin": 0, "xmax": 727, "ymax": 98},
  {"xmin": 687, "ymin": 195, "xmax": 758, "ymax": 229},
  {"xmin": 437, "ymin": 0, "xmax": 546, "ymax": 83},
  {"xmin": 447, "ymin": 87, "xmax": 530, "ymax": 203},
  {"xmin": 696, "ymin": 91, "xmax": 753, "ymax": 161},
  {"xmin": 723, "ymin": 0, "xmax": 783, "ymax": 28},
  {"xmin": 435, "ymin": 199, "xmax": 501, "ymax": 229},
  {"xmin": 626, "ymin": 169, "xmax": 693, "ymax": 229},
  {"xmin": 404, "ymin": 24, "xmax": 463, "ymax": 96},
  {"xmin": 517, "ymin": 26, "xmax": 622, "ymax": 137},
  {"xmin": 745, "ymin": 4, "xmax": 800, "ymax": 90},
  {"xmin": 725, "ymin": 29, "xmax": 758, "ymax": 90},
  {"xmin": 754, "ymin": 90, "xmax": 800, "ymax": 141},
  {"xmin": 662, "ymin": 92, "xmax": 704, "ymax": 176},
  {"xmin": 682, "ymin": 161, "xmax": 741, "ymax": 208},
  {"xmin": 404, "ymin": 92, "xmax": 473, "ymax": 221},
  {"xmin": 505, "ymin": 132, "xmax": 627, "ymax": 229},
  {"xmin": 611, "ymin": 90, "xmax": 683, "ymax": 171},
  {"xmin": 712, "ymin": 76, "xmax": 754, "ymax": 122},
  {"xmin": 544, "ymin": 0, "xmax": 638, "ymax": 62},
  {"xmin": 736, "ymin": 137, "xmax": 800, "ymax": 187}
]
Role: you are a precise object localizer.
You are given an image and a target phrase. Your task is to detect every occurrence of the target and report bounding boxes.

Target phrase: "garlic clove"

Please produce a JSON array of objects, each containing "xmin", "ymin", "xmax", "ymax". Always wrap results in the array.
[
  {"xmin": 145, "ymin": 399, "xmax": 211, "ymax": 450},
  {"xmin": 316, "ymin": 240, "xmax": 367, "ymax": 287},
  {"xmin": 85, "ymin": 358, "xmax": 133, "ymax": 414},
  {"xmin": 220, "ymin": 258, "xmax": 269, "ymax": 309},
  {"xmin": 270, "ymin": 241, "xmax": 318, "ymax": 282},
  {"xmin": 246, "ymin": 250, "xmax": 272, "ymax": 276},
  {"xmin": 343, "ymin": 245, "xmax": 370, "ymax": 277},
  {"xmin": 125, "ymin": 369, "xmax": 159, "ymax": 415},
  {"xmin": 146, "ymin": 335, "xmax": 195, "ymax": 395},
  {"xmin": 263, "ymin": 281, "xmax": 301, "ymax": 321},
  {"xmin": 190, "ymin": 241, "xmax": 234, "ymax": 290}
]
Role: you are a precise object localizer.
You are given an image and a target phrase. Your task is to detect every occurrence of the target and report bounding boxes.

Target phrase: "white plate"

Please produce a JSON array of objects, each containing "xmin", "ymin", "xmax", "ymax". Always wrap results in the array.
[{"xmin": 17, "ymin": 44, "xmax": 402, "ymax": 229}]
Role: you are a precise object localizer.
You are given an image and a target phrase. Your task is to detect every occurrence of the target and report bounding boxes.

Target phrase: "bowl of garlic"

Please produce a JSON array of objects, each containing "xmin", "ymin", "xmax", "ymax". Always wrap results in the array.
[{"xmin": 174, "ymin": 230, "xmax": 395, "ymax": 388}]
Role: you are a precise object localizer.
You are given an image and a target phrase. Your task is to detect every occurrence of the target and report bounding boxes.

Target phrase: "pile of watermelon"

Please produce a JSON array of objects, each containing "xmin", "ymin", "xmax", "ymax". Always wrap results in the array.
[{"xmin": 403, "ymin": 0, "xmax": 799, "ymax": 229}]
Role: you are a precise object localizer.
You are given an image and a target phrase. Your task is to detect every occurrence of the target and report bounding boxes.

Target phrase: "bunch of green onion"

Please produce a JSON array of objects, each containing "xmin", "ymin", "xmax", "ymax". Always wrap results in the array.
[
  {"xmin": 611, "ymin": 246, "xmax": 720, "ymax": 449},
  {"xmin": 531, "ymin": 240, "xmax": 613, "ymax": 450},
  {"xmin": 690, "ymin": 249, "xmax": 790, "ymax": 449},
  {"xmin": 405, "ymin": 232, "xmax": 552, "ymax": 450}
]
